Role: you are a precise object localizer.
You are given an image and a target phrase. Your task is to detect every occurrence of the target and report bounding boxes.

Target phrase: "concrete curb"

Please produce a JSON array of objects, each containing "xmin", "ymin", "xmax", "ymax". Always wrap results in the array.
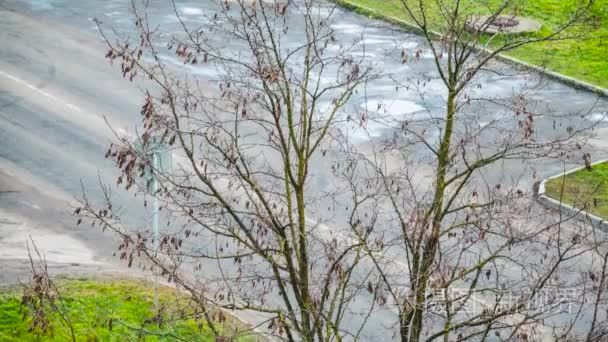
[
  {"xmin": 537, "ymin": 159, "xmax": 608, "ymax": 230},
  {"xmin": 334, "ymin": 0, "xmax": 608, "ymax": 98}
]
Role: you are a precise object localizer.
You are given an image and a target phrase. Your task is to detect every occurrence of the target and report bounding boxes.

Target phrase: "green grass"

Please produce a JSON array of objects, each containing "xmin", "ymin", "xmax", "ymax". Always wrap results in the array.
[
  {"xmin": 0, "ymin": 278, "xmax": 255, "ymax": 342},
  {"xmin": 340, "ymin": 0, "xmax": 608, "ymax": 88},
  {"xmin": 545, "ymin": 162, "xmax": 608, "ymax": 219}
]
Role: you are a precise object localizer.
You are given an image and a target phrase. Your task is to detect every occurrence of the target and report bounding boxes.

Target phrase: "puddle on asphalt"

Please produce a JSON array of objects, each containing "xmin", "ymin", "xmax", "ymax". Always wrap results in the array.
[
  {"xmin": 331, "ymin": 22, "xmax": 364, "ymax": 34},
  {"xmin": 0, "ymin": 209, "xmax": 99, "ymax": 265},
  {"xmin": 588, "ymin": 112, "xmax": 608, "ymax": 122},
  {"xmin": 0, "ymin": 227, "xmax": 100, "ymax": 265},
  {"xmin": 361, "ymin": 99, "xmax": 425, "ymax": 116},
  {"xmin": 180, "ymin": 6, "xmax": 204, "ymax": 16},
  {"xmin": 19, "ymin": 0, "xmax": 56, "ymax": 11}
]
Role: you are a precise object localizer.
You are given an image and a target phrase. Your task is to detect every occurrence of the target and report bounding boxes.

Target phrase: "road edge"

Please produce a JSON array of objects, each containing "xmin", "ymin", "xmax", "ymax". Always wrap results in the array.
[
  {"xmin": 537, "ymin": 159, "xmax": 608, "ymax": 231},
  {"xmin": 333, "ymin": 0, "xmax": 608, "ymax": 98}
]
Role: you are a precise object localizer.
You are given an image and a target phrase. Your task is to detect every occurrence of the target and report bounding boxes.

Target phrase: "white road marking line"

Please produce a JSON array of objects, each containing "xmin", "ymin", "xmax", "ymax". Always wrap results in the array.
[
  {"xmin": 0, "ymin": 68, "xmax": 135, "ymax": 141},
  {"xmin": 0, "ymin": 69, "xmax": 82, "ymax": 112}
]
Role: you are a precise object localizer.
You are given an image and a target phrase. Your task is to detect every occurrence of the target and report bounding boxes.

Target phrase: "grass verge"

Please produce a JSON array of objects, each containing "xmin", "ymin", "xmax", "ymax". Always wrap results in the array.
[
  {"xmin": 337, "ymin": 0, "xmax": 608, "ymax": 89},
  {"xmin": 544, "ymin": 162, "xmax": 608, "ymax": 219},
  {"xmin": 0, "ymin": 278, "xmax": 256, "ymax": 342}
]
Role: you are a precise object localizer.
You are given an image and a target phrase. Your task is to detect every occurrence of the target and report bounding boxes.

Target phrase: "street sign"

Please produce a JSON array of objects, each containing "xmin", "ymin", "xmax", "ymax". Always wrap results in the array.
[{"xmin": 135, "ymin": 136, "xmax": 172, "ymax": 192}]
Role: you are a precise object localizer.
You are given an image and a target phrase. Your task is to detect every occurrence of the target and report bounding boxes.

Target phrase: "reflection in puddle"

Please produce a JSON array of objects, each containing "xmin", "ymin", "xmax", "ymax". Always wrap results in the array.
[
  {"xmin": 180, "ymin": 6, "xmax": 204, "ymax": 16},
  {"xmin": 588, "ymin": 113, "xmax": 608, "ymax": 122}
]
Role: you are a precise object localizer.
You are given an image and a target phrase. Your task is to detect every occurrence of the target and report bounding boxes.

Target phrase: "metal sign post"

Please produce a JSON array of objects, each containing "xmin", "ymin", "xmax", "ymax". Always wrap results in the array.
[
  {"xmin": 151, "ymin": 150, "xmax": 160, "ymax": 309},
  {"xmin": 136, "ymin": 137, "xmax": 171, "ymax": 310}
]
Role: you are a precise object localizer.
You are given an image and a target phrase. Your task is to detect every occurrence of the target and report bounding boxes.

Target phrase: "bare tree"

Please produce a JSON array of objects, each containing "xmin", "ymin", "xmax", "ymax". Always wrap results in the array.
[
  {"xmin": 73, "ymin": 0, "xmax": 608, "ymax": 340},
  {"xmin": 341, "ymin": 0, "xmax": 608, "ymax": 341},
  {"xmin": 77, "ymin": 0, "xmax": 379, "ymax": 341}
]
